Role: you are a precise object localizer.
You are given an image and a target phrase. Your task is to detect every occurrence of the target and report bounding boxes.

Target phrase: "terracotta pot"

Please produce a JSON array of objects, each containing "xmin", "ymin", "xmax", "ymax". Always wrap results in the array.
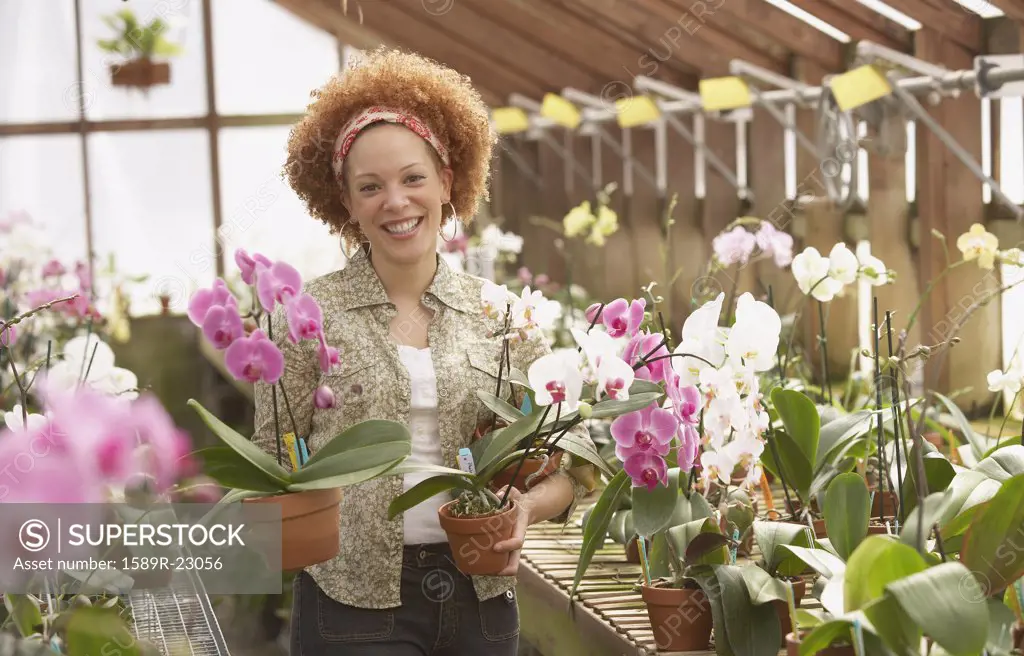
[
  {"xmin": 243, "ymin": 487, "xmax": 342, "ymax": 572},
  {"xmin": 786, "ymin": 632, "xmax": 855, "ymax": 655},
  {"xmin": 868, "ymin": 522, "xmax": 892, "ymax": 535},
  {"xmin": 625, "ymin": 535, "xmax": 650, "ymax": 564},
  {"xmin": 773, "ymin": 576, "xmax": 807, "ymax": 646},
  {"xmin": 489, "ymin": 452, "xmax": 563, "ymax": 493},
  {"xmin": 110, "ymin": 58, "xmax": 171, "ymax": 88},
  {"xmin": 1012, "ymin": 622, "xmax": 1024, "ymax": 650},
  {"xmin": 870, "ymin": 490, "xmax": 899, "ymax": 518},
  {"xmin": 641, "ymin": 582, "xmax": 714, "ymax": 652},
  {"xmin": 438, "ymin": 500, "xmax": 519, "ymax": 575}
]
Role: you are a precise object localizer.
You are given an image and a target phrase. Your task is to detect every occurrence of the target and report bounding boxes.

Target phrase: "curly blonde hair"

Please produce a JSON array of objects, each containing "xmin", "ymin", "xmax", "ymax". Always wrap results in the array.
[{"xmin": 284, "ymin": 47, "xmax": 496, "ymax": 251}]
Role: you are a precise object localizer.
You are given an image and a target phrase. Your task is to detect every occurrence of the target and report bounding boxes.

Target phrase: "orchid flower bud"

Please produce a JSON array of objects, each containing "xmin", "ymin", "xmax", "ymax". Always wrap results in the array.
[{"xmin": 314, "ymin": 385, "xmax": 336, "ymax": 409}]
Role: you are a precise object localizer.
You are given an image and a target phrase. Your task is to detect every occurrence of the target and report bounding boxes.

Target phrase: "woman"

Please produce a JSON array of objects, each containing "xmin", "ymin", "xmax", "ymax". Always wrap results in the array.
[{"xmin": 252, "ymin": 48, "xmax": 598, "ymax": 655}]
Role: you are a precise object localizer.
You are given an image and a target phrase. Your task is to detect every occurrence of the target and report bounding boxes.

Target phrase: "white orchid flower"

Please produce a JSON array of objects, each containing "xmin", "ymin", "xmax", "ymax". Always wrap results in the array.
[
  {"xmin": 857, "ymin": 254, "xmax": 889, "ymax": 286},
  {"xmin": 527, "ymin": 351, "xmax": 583, "ymax": 413},
  {"xmin": 3, "ymin": 405, "xmax": 48, "ymax": 433},
  {"xmin": 672, "ymin": 292, "xmax": 727, "ymax": 386},
  {"xmin": 726, "ymin": 293, "xmax": 781, "ymax": 372},
  {"xmin": 987, "ymin": 367, "xmax": 1023, "ymax": 394},
  {"xmin": 511, "ymin": 287, "xmax": 560, "ymax": 337},
  {"xmin": 700, "ymin": 448, "xmax": 736, "ymax": 487},
  {"xmin": 595, "ymin": 356, "xmax": 634, "ymax": 402},
  {"xmin": 481, "ymin": 280, "xmax": 511, "ymax": 320},
  {"xmin": 44, "ymin": 334, "xmax": 137, "ymax": 398},
  {"xmin": 792, "ymin": 247, "xmax": 843, "ymax": 302},
  {"xmin": 828, "ymin": 243, "xmax": 859, "ymax": 286},
  {"xmin": 570, "ymin": 327, "xmax": 621, "ymax": 383}
]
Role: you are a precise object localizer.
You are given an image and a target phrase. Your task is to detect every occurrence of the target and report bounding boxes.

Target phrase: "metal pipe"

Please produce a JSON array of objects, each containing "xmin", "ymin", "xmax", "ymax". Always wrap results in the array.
[
  {"xmin": 664, "ymin": 112, "xmax": 745, "ymax": 196},
  {"xmin": 887, "ymin": 72, "xmax": 1024, "ymax": 220},
  {"xmin": 730, "ymin": 59, "xmax": 811, "ymax": 93},
  {"xmin": 634, "ymin": 75, "xmax": 702, "ymax": 104},
  {"xmin": 594, "ymin": 126, "xmax": 658, "ymax": 188},
  {"xmin": 856, "ymin": 41, "xmax": 950, "ymax": 80}
]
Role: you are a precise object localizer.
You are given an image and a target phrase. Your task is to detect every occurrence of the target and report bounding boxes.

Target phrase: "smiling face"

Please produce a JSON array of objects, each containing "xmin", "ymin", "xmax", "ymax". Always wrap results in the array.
[{"xmin": 341, "ymin": 123, "xmax": 453, "ymax": 267}]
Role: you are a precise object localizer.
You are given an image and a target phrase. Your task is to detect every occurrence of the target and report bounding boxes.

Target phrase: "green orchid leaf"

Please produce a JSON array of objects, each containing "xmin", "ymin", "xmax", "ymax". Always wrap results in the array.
[{"xmin": 570, "ymin": 470, "xmax": 631, "ymax": 598}]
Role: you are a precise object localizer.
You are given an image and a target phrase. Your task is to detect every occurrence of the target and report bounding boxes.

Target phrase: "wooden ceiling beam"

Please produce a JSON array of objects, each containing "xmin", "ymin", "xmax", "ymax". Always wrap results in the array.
[
  {"xmin": 696, "ymin": 0, "xmax": 846, "ymax": 72},
  {"xmin": 553, "ymin": 0, "xmax": 732, "ymax": 77},
  {"xmin": 785, "ymin": 0, "xmax": 913, "ymax": 51},
  {"xmin": 641, "ymin": 0, "xmax": 790, "ymax": 75},
  {"xmin": 271, "ymin": 0, "xmax": 387, "ymax": 51},
  {"xmin": 381, "ymin": 0, "xmax": 607, "ymax": 95},
  {"xmin": 459, "ymin": 0, "xmax": 698, "ymax": 93},
  {"xmin": 986, "ymin": 0, "xmax": 1024, "ymax": 22},
  {"xmin": 299, "ymin": 0, "xmax": 543, "ymax": 102},
  {"xmin": 883, "ymin": 0, "xmax": 983, "ymax": 52}
]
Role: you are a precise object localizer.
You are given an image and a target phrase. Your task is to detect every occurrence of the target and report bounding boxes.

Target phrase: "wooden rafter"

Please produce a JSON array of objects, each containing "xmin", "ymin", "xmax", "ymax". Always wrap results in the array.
[
  {"xmin": 640, "ymin": 0, "xmax": 790, "ymax": 75},
  {"xmin": 987, "ymin": 0, "xmax": 1024, "ymax": 21},
  {"xmin": 695, "ymin": 0, "xmax": 846, "ymax": 72},
  {"xmin": 298, "ymin": 0, "xmax": 541, "ymax": 101},
  {"xmin": 883, "ymin": 0, "xmax": 983, "ymax": 52},
  {"xmin": 552, "ymin": 0, "xmax": 731, "ymax": 77},
  {"xmin": 785, "ymin": 0, "xmax": 913, "ymax": 51},
  {"xmin": 382, "ymin": 0, "xmax": 607, "ymax": 94},
  {"xmin": 460, "ymin": 0, "xmax": 698, "ymax": 92}
]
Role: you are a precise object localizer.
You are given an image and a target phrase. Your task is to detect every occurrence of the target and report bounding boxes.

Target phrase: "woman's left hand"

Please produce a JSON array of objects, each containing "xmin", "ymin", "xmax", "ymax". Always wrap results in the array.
[{"xmin": 492, "ymin": 485, "xmax": 531, "ymax": 577}]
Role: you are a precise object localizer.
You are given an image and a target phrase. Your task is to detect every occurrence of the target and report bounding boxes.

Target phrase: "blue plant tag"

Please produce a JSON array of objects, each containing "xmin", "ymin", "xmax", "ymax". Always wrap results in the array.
[{"xmin": 521, "ymin": 395, "xmax": 533, "ymax": 414}]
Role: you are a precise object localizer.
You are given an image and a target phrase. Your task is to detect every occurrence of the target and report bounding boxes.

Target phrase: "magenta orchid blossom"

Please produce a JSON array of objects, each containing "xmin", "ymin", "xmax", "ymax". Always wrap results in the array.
[
  {"xmin": 586, "ymin": 297, "xmax": 646, "ymax": 339},
  {"xmin": 611, "ymin": 403, "xmax": 679, "ymax": 489},
  {"xmin": 622, "ymin": 330, "xmax": 671, "ymax": 384}
]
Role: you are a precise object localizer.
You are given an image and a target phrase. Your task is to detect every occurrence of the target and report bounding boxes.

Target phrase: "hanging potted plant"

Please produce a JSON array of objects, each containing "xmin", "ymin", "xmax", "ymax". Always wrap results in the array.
[
  {"xmin": 185, "ymin": 249, "xmax": 460, "ymax": 572},
  {"xmin": 97, "ymin": 8, "xmax": 182, "ymax": 89}
]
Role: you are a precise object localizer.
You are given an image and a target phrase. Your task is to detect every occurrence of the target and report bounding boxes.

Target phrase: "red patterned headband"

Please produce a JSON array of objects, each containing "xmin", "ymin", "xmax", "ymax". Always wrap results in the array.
[{"xmin": 331, "ymin": 106, "xmax": 450, "ymax": 182}]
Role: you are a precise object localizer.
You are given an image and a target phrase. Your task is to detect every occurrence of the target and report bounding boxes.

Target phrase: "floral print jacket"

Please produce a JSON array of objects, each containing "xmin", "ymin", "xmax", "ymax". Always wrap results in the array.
[{"xmin": 252, "ymin": 247, "xmax": 597, "ymax": 609}]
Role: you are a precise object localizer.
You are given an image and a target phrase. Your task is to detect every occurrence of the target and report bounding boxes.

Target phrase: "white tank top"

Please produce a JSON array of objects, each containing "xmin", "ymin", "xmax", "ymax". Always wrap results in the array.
[{"xmin": 396, "ymin": 344, "xmax": 449, "ymax": 544}]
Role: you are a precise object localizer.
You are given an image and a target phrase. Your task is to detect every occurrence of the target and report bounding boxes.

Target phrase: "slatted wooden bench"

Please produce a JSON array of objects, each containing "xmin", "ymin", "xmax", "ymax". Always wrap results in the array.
[{"xmin": 518, "ymin": 491, "xmax": 821, "ymax": 656}]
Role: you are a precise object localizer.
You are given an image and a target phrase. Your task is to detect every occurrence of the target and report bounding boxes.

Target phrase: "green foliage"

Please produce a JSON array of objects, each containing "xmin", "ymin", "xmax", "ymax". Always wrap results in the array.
[{"xmin": 97, "ymin": 9, "xmax": 183, "ymax": 59}]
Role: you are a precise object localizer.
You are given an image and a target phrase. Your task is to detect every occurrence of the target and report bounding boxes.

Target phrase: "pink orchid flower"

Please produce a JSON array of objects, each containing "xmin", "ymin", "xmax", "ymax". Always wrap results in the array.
[
  {"xmin": 225, "ymin": 329, "xmax": 284, "ymax": 384},
  {"xmin": 623, "ymin": 452, "xmax": 668, "ymax": 491},
  {"xmin": 255, "ymin": 262, "xmax": 303, "ymax": 313},
  {"xmin": 202, "ymin": 305, "xmax": 245, "ymax": 350},
  {"xmin": 601, "ymin": 297, "xmax": 646, "ymax": 339},
  {"xmin": 0, "ymin": 324, "xmax": 15, "ymax": 348},
  {"xmin": 622, "ymin": 331, "xmax": 671, "ymax": 384},
  {"xmin": 235, "ymin": 248, "xmax": 272, "ymax": 286},
  {"xmin": 666, "ymin": 373, "xmax": 702, "ymax": 471},
  {"xmin": 286, "ymin": 293, "xmax": 324, "ymax": 344},
  {"xmin": 41, "ymin": 259, "xmax": 66, "ymax": 278},
  {"xmin": 188, "ymin": 278, "xmax": 237, "ymax": 327},
  {"xmin": 610, "ymin": 403, "xmax": 678, "ymax": 463}
]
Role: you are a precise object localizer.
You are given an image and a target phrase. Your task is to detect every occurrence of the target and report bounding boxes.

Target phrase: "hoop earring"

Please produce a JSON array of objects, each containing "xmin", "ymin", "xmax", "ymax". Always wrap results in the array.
[
  {"xmin": 440, "ymin": 203, "xmax": 458, "ymax": 242},
  {"xmin": 347, "ymin": 218, "xmax": 370, "ymax": 256}
]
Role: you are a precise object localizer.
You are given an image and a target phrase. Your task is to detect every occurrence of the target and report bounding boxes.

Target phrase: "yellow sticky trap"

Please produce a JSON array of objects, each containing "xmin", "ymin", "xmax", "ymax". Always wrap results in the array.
[
  {"xmin": 492, "ymin": 107, "xmax": 530, "ymax": 135},
  {"xmin": 616, "ymin": 95, "xmax": 661, "ymax": 128},
  {"xmin": 829, "ymin": 64, "xmax": 892, "ymax": 112},
  {"xmin": 540, "ymin": 93, "xmax": 581, "ymax": 129},
  {"xmin": 699, "ymin": 76, "xmax": 752, "ymax": 112}
]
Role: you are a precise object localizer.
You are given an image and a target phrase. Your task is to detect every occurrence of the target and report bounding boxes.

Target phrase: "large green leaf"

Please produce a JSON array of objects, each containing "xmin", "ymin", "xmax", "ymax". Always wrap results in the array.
[
  {"xmin": 886, "ymin": 562, "xmax": 989, "ymax": 655},
  {"xmin": 476, "ymin": 390, "xmax": 525, "ymax": 424},
  {"xmin": 570, "ymin": 470, "xmax": 631, "ymax": 598},
  {"xmin": 816, "ymin": 408, "xmax": 881, "ymax": 469},
  {"xmin": 3, "ymin": 595, "xmax": 40, "ymax": 637},
  {"xmin": 607, "ymin": 509, "xmax": 634, "ymax": 544},
  {"xmin": 712, "ymin": 564, "xmax": 781, "ymax": 656},
  {"xmin": 752, "ymin": 520, "xmax": 812, "ymax": 577},
  {"xmin": 589, "ymin": 391, "xmax": 663, "ymax": 419},
  {"xmin": 194, "ymin": 446, "xmax": 285, "ymax": 492},
  {"xmin": 843, "ymin": 535, "xmax": 927, "ymax": 612},
  {"xmin": 770, "ymin": 388, "xmax": 820, "ymax": 464},
  {"xmin": 986, "ymin": 596, "xmax": 1017, "ymax": 656},
  {"xmin": 760, "ymin": 430, "xmax": 815, "ymax": 501},
  {"xmin": 973, "ymin": 444, "xmax": 1024, "ymax": 481},
  {"xmin": 65, "ymin": 607, "xmax": 140, "ymax": 656},
  {"xmin": 387, "ymin": 474, "xmax": 475, "ymax": 519},
  {"xmin": 824, "ymin": 473, "xmax": 870, "ymax": 561},
  {"xmin": 302, "ymin": 419, "xmax": 412, "ymax": 467},
  {"xmin": 900, "ymin": 488, "xmax": 955, "ymax": 554},
  {"xmin": 737, "ymin": 564, "xmax": 792, "ymax": 605},
  {"xmin": 933, "ymin": 391, "xmax": 986, "ymax": 462},
  {"xmin": 288, "ymin": 441, "xmax": 410, "ymax": 484},
  {"xmin": 631, "ymin": 468, "xmax": 681, "ymax": 537},
  {"xmin": 901, "ymin": 451, "xmax": 957, "ymax": 515},
  {"xmin": 187, "ymin": 399, "xmax": 290, "ymax": 485},
  {"xmin": 476, "ymin": 410, "xmax": 544, "ymax": 472},
  {"xmin": 555, "ymin": 430, "xmax": 615, "ymax": 477},
  {"xmin": 779, "ymin": 545, "xmax": 846, "ymax": 579},
  {"xmin": 863, "ymin": 594, "xmax": 920, "ymax": 654},
  {"xmin": 287, "ymin": 460, "xmax": 407, "ymax": 491},
  {"xmin": 961, "ymin": 472, "xmax": 1024, "ymax": 595}
]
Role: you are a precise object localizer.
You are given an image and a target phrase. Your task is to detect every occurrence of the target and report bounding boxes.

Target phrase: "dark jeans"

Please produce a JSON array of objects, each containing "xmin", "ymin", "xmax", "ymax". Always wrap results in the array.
[{"xmin": 290, "ymin": 542, "xmax": 519, "ymax": 655}]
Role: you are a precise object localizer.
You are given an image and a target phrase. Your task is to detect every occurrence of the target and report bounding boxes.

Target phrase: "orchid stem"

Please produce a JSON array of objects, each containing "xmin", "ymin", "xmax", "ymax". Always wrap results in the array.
[
  {"xmin": 872, "ymin": 297, "xmax": 887, "ymax": 525},
  {"xmin": 885, "ymin": 311, "xmax": 907, "ymax": 524},
  {"xmin": 499, "ymin": 404, "xmax": 553, "ymax": 508},
  {"xmin": 817, "ymin": 301, "xmax": 832, "ymax": 405},
  {"xmin": 266, "ymin": 314, "xmax": 283, "ymax": 466}
]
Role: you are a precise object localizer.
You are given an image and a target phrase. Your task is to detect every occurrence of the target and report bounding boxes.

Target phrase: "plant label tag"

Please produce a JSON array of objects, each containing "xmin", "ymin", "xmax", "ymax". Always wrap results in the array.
[{"xmin": 457, "ymin": 448, "xmax": 476, "ymax": 475}]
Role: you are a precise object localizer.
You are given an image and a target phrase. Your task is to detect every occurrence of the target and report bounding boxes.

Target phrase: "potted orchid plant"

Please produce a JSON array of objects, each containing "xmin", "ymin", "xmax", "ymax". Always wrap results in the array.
[
  {"xmin": 387, "ymin": 285, "xmax": 663, "ymax": 576},
  {"xmin": 184, "ymin": 248, "xmax": 433, "ymax": 572}
]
